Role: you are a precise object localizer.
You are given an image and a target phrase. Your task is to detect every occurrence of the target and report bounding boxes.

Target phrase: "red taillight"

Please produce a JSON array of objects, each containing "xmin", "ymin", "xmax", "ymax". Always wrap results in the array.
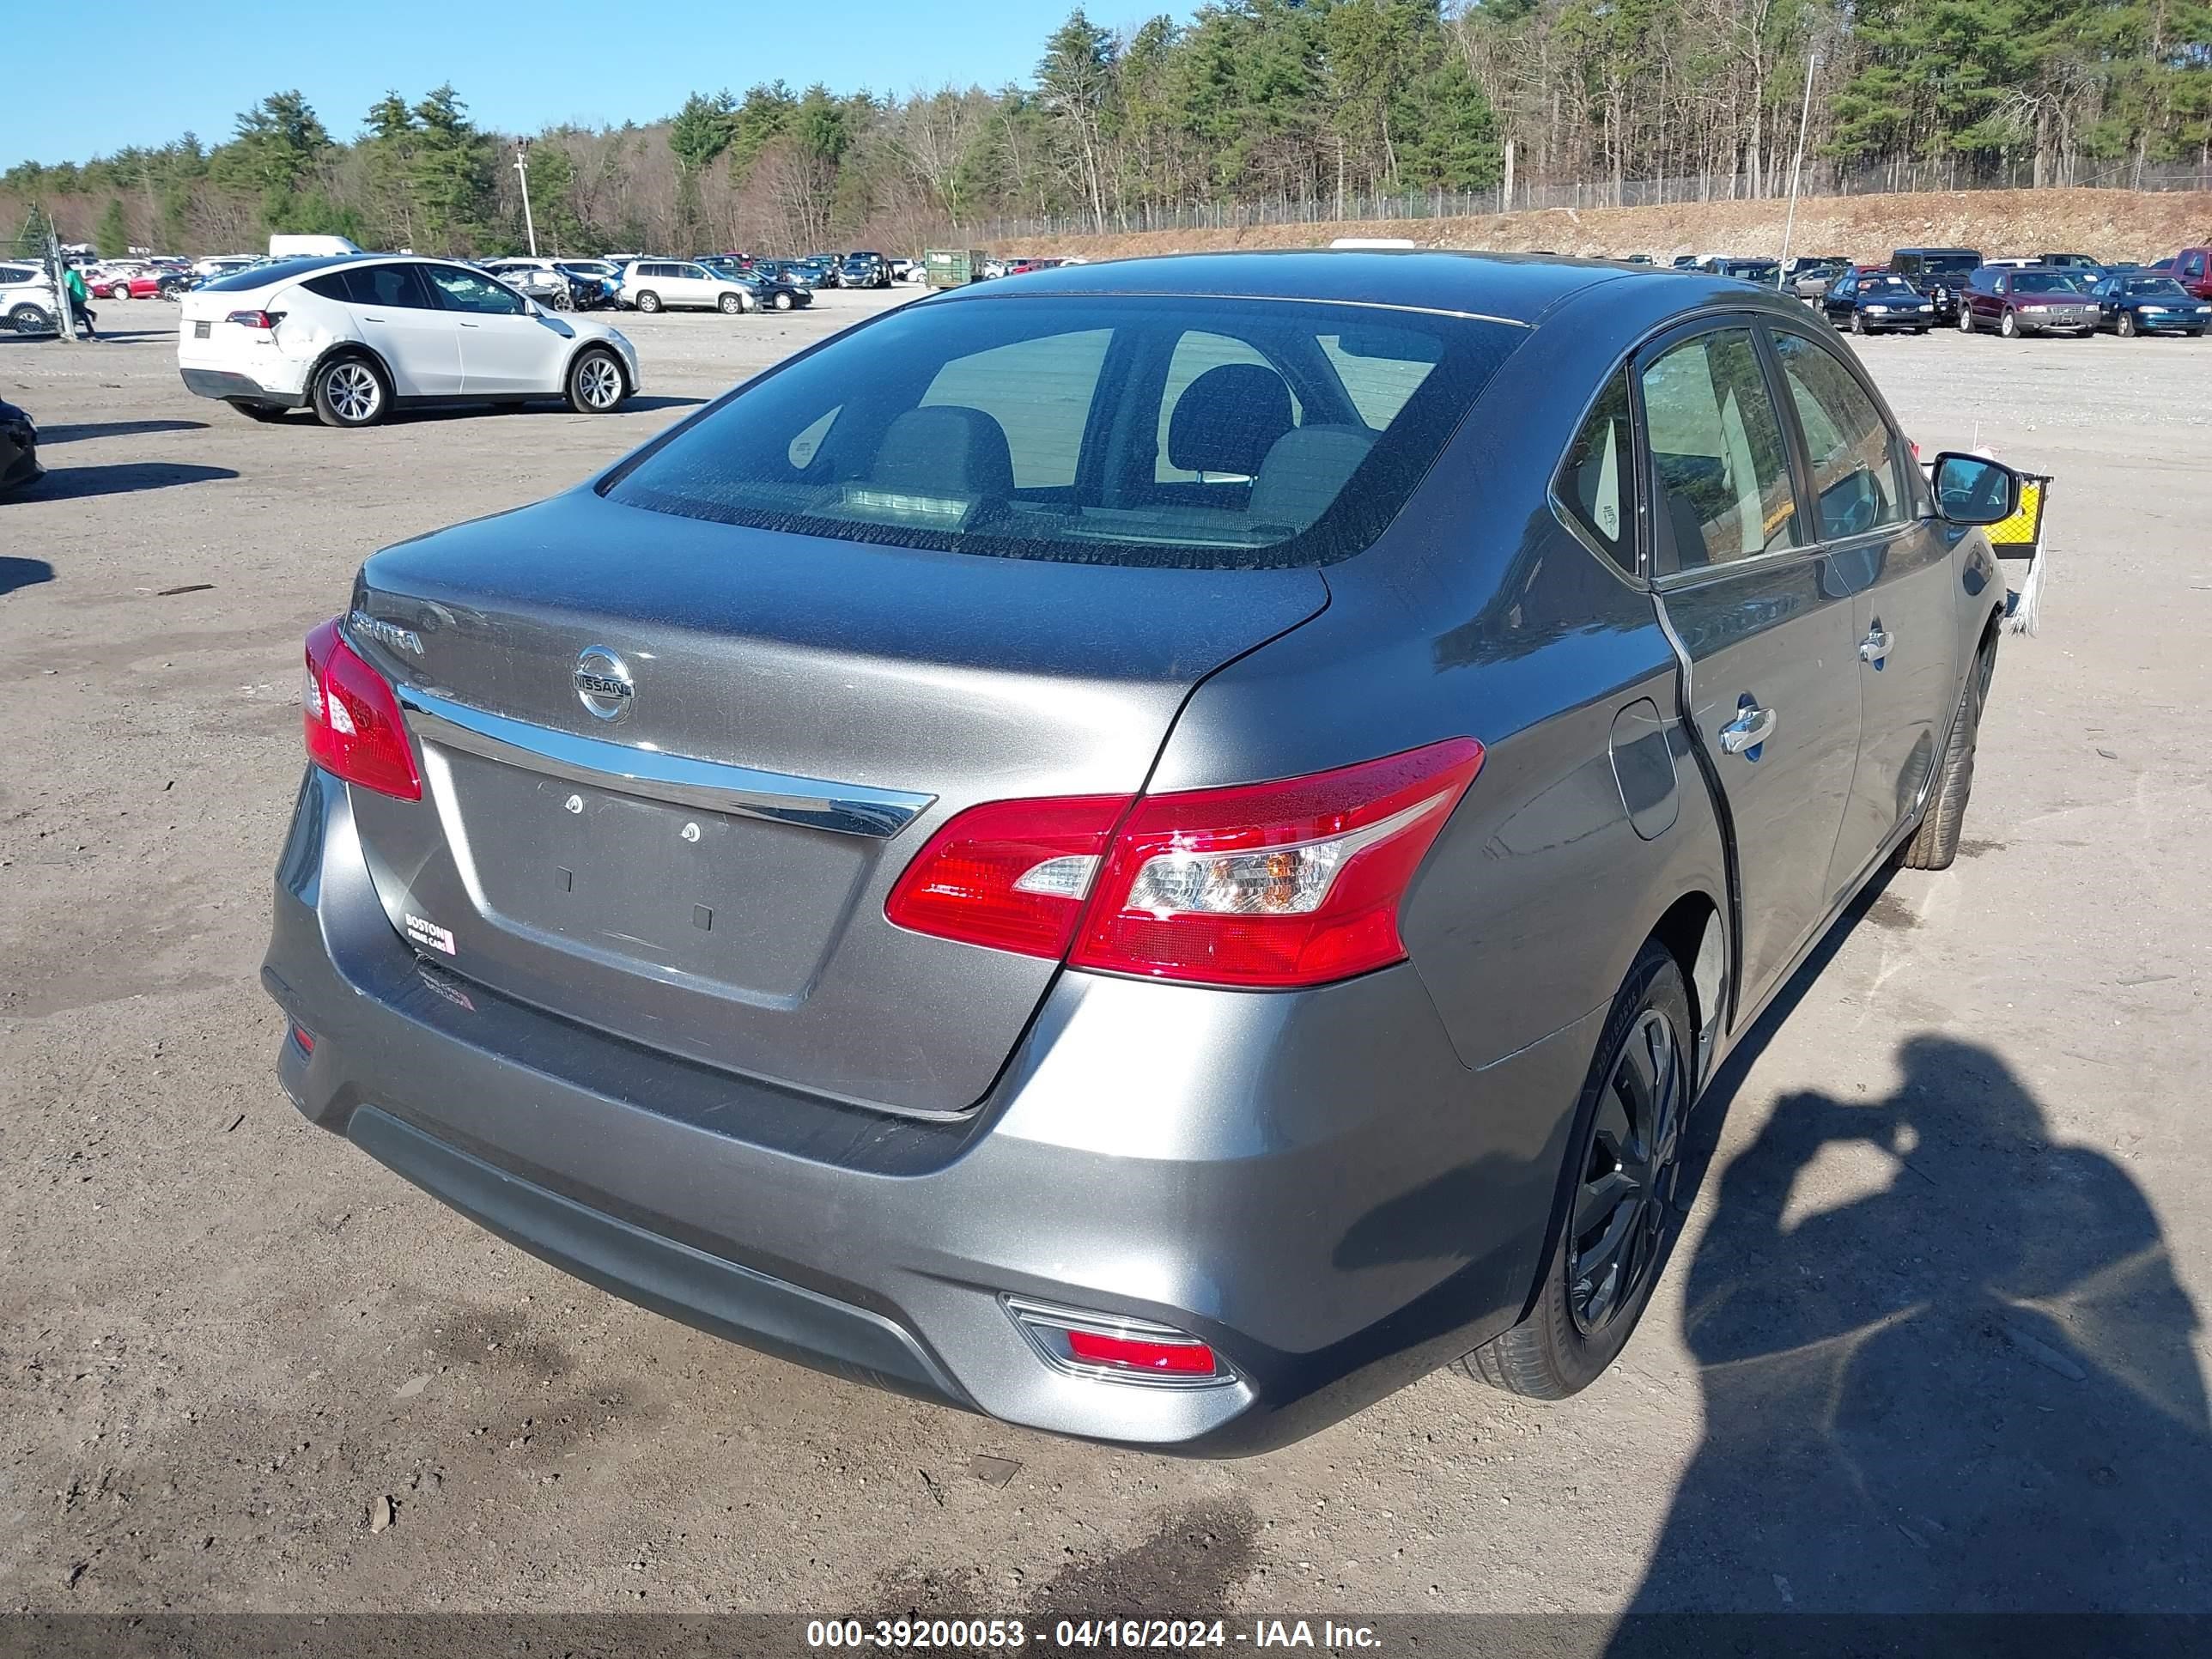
[
  {"xmin": 885, "ymin": 738, "xmax": 1481, "ymax": 990},
  {"xmin": 302, "ymin": 617, "xmax": 422, "ymax": 801},
  {"xmin": 290, "ymin": 1024, "xmax": 316, "ymax": 1054},
  {"xmin": 884, "ymin": 794, "xmax": 1131, "ymax": 959},
  {"xmin": 226, "ymin": 310, "xmax": 284, "ymax": 330}
]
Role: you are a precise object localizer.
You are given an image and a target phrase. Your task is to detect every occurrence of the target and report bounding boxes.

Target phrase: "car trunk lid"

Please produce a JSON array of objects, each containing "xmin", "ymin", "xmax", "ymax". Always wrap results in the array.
[{"xmin": 340, "ymin": 489, "xmax": 1328, "ymax": 1116}]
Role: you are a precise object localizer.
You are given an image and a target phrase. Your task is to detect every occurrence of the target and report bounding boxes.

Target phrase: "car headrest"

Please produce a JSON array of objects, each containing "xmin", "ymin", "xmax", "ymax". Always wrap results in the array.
[
  {"xmin": 1168, "ymin": 364, "xmax": 1295, "ymax": 477},
  {"xmin": 1248, "ymin": 425, "xmax": 1376, "ymax": 530},
  {"xmin": 869, "ymin": 405, "xmax": 1015, "ymax": 500}
]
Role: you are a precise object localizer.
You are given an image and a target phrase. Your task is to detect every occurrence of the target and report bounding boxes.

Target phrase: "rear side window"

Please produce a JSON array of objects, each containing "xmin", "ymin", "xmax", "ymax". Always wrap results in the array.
[
  {"xmin": 342, "ymin": 264, "xmax": 436, "ymax": 309},
  {"xmin": 1553, "ymin": 371, "xmax": 1634, "ymax": 574},
  {"xmin": 603, "ymin": 295, "xmax": 1524, "ymax": 570},
  {"xmin": 1641, "ymin": 328, "xmax": 1800, "ymax": 573},
  {"xmin": 1769, "ymin": 332, "xmax": 1906, "ymax": 539},
  {"xmin": 303, "ymin": 272, "xmax": 352, "ymax": 301}
]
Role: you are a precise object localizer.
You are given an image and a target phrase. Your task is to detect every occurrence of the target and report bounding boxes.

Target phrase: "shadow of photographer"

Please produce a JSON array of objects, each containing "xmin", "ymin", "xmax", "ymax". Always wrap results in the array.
[{"xmin": 1627, "ymin": 1032, "xmax": 2209, "ymax": 1614}]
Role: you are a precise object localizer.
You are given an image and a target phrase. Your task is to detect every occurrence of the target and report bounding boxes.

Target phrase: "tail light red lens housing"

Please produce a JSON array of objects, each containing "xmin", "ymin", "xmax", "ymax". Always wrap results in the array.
[
  {"xmin": 885, "ymin": 738, "xmax": 1482, "ymax": 990},
  {"xmin": 302, "ymin": 617, "xmax": 422, "ymax": 801},
  {"xmin": 226, "ymin": 310, "xmax": 285, "ymax": 331},
  {"xmin": 1005, "ymin": 1298, "xmax": 1229, "ymax": 1388}
]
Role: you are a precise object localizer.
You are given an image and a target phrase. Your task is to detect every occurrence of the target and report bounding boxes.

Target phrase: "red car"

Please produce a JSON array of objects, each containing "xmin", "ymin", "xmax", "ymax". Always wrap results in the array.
[
  {"xmin": 2151, "ymin": 247, "xmax": 2211, "ymax": 300},
  {"xmin": 91, "ymin": 267, "xmax": 180, "ymax": 300}
]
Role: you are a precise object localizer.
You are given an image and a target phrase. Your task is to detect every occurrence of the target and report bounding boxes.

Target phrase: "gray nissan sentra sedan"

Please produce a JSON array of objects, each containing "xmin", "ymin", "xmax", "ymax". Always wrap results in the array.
[{"xmin": 264, "ymin": 252, "xmax": 2028, "ymax": 1451}]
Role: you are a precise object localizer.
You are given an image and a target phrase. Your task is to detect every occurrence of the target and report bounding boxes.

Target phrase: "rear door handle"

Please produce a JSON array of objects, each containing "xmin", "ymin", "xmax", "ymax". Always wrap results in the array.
[
  {"xmin": 1860, "ymin": 625, "xmax": 1893, "ymax": 665},
  {"xmin": 1720, "ymin": 702, "xmax": 1778, "ymax": 756},
  {"xmin": 459, "ymin": 320, "xmax": 481, "ymax": 329}
]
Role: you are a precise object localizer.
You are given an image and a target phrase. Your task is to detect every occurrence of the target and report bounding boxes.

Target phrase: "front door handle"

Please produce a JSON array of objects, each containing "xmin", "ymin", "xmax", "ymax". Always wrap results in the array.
[
  {"xmin": 1860, "ymin": 625, "xmax": 1893, "ymax": 666},
  {"xmin": 1720, "ymin": 702, "xmax": 1778, "ymax": 756}
]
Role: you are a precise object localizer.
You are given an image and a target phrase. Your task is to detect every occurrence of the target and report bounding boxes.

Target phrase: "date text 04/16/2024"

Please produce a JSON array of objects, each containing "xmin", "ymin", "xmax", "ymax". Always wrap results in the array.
[{"xmin": 804, "ymin": 1620, "xmax": 1382, "ymax": 1650}]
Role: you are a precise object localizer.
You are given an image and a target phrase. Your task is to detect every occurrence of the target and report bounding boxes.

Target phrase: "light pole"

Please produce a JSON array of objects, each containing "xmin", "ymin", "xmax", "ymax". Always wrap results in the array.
[
  {"xmin": 514, "ymin": 141, "xmax": 539, "ymax": 258},
  {"xmin": 1777, "ymin": 52, "xmax": 1820, "ymax": 291}
]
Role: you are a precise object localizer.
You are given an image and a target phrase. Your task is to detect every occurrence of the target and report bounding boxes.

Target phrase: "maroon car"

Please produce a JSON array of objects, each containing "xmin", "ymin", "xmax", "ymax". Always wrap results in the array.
[{"xmin": 1959, "ymin": 265, "xmax": 2099, "ymax": 338}]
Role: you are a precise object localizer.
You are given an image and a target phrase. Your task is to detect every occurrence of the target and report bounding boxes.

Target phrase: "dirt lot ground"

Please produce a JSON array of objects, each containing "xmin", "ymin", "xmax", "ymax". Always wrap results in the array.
[{"xmin": 3, "ymin": 285, "xmax": 2209, "ymax": 1630}]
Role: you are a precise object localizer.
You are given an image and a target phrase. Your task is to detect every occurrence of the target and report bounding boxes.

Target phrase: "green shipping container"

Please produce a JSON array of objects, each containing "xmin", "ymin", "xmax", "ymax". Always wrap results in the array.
[{"xmin": 925, "ymin": 248, "xmax": 985, "ymax": 289}]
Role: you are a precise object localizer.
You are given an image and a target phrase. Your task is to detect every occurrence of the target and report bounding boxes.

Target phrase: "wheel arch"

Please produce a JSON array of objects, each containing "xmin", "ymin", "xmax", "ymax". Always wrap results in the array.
[
  {"xmin": 306, "ymin": 337, "xmax": 394, "ymax": 398},
  {"xmin": 563, "ymin": 337, "xmax": 630, "ymax": 397}
]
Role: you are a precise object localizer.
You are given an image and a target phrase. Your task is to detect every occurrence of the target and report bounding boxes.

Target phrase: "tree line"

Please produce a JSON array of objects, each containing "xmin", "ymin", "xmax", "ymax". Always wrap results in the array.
[{"xmin": 6, "ymin": 0, "xmax": 2207, "ymax": 260}]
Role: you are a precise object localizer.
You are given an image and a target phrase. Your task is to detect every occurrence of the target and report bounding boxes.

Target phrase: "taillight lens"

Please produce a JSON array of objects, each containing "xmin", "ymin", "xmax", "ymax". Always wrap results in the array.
[
  {"xmin": 885, "ymin": 738, "xmax": 1481, "ymax": 989},
  {"xmin": 884, "ymin": 795, "xmax": 1129, "ymax": 958},
  {"xmin": 302, "ymin": 617, "xmax": 422, "ymax": 801},
  {"xmin": 227, "ymin": 310, "xmax": 284, "ymax": 330},
  {"xmin": 1073, "ymin": 739, "xmax": 1483, "ymax": 987}
]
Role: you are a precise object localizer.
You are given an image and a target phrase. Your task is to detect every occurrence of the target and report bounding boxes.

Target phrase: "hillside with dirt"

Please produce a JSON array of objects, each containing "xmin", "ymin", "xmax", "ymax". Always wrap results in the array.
[{"xmin": 1000, "ymin": 187, "xmax": 2212, "ymax": 266}]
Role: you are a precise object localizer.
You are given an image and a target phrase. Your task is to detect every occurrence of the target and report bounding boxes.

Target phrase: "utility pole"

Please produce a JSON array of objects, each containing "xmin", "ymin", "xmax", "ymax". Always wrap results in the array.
[
  {"xmin": 514, "ymin": 141, "xmax": 538, "ymax": 258},
  {"xmin": 1776, "ymin": 53, "xmax": 1820, "ymax": 291}
]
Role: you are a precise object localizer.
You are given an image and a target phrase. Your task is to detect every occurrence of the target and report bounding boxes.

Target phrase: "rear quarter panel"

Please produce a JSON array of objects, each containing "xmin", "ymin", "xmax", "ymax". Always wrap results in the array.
[{"xmin": 1154, "ymin": 278, "xmax": 1732, "ymax": 1073}]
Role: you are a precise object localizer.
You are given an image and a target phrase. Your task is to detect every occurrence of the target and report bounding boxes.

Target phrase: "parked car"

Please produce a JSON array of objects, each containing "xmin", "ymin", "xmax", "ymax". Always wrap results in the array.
[
  {"xmin": 1713, "ymin": 258, "xmax": 1781, "ymax": 286},
  {"xmin": 556, "ymin": 261, "xmax": 624, "ymax": 310},
  {"xmin": 1789, "ymin": 259, "xmax": 1851, "ymax": 300},
  {"xmin": 94, "ymin": 265, "xmax": 181, "ymax": 300},
  {"xmin": 192, "ymin": 255, "xmax": 258, "ymax": 279},
  {"xmin": 480, "ymin": 259, "xmax": 574, "ymax": 307},
  {"xmin": 1820, "ymin": 269, "xmax": 1936, "ymax": 333},
  {"xmin": 1887, "ymin": 246, "xmax": 1981, "ymax": 323},
  {"xmin": 2034, "ymin": 252, "xmax": 2105, "ymax": 276},
  {"xmin": 747, "ymin": 267, "xmax": 815, "ymax": 311},
  {"xmin": 176, "ymin": 253, "xmax": 640, "ymax": 428},
  {"xmin": 2, "ymin": 260, "xmax": 58, "ymax": 336},
  {"xmin": 263, "ymin": 253, "xmax": 2027, "ymax": 1450},
  {"xmin": 838, "ymin": 251, "xmax": 893, "ymax": 289},
  {"xmin": 2089, "ymin": 271, "xmax": 2211, "ymax": 337},
  {"xmin": 0, "ymin": 396, "xmax": 39, "ymax": 495},
  {"xmin": 2151, "ymin": 247, "xmax": 2212, "ymax": 300},
  {"xmin": 1959, "ymin": 265, "xmax": 2098, "ymax": 337},
  {"xmin": 620, "ymin": 259, "xmax": 757, "ymax": 314}
]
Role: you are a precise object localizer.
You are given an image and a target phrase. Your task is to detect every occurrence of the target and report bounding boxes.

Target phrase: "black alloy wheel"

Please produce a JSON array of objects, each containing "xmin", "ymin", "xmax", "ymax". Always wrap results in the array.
[{"xmin": 1565, "ymin": 1006, "xmax": 1687, "ymax": 1338}]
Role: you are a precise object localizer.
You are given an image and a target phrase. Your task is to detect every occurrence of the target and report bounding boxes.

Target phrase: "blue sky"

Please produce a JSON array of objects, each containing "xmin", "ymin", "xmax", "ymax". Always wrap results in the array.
[{"xmin": 5, "ymin": 0, "xmax": 1101, "ymax": 167}]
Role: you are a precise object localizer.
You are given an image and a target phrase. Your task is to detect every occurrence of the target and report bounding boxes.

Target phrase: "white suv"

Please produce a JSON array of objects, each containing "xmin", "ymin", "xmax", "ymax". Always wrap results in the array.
[
  {"xmin": 175, "ymin": 253, "xmax": 641, "ymax": 428},
  {"xmin": 3, "ymin": 262, "xmax": 58, "ymax": 335},
  {"xmin": 617, "ymin": 259, "xmax": 756, "ymax": 314}
]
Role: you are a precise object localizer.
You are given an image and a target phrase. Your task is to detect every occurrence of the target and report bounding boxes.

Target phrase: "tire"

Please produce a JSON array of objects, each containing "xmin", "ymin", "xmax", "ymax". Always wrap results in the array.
[
  {"xmin": 1899, "ymin": 637, "xmax": 1995, "ymax": 872},
  {"xmin": 773, "ymin": 290, "xmax": 793, "ymax": 311},
  {"xmin": 1452, "ymin": 939, "xmax": 1693, "ymax": 1401},
  {"xmin": 718, "ymin": 292, "xmax": 743, "ymax": 314},
  {"xmin": 1851, "ymin": 309, "xmax": 1868, "ymax": 334},
  {"xmin": 2118, "ymin": 311, "xmax": 2138, "ymax": 337},
  {"xmin": 8, "ymin": 303, "xmax": 54, "ymax": 337},
  {"xmin": 309, "ymin": 353, "xmax": 390, "ymax": 428},
  {"xmin": 1912, "ymin": 327, "xmax": 1929, "ymax": 335},
  {"xmin": 1959, "ymin": 307, "xmax": 1975, "ymax": 334},
  {"xmin": 635, "ymin": 290, "xmax": 662, "ymax": 313},
  {"xmin": 226, "ymin": 399, "xmax": 288, "ymax": 422},
  {"xmin": 2000, "ymin": 309, "xmax": 2021, "ymax": 339},
  {"xmin": 564, "ymin": 346, "xmax": 627, "ymax": 414}
]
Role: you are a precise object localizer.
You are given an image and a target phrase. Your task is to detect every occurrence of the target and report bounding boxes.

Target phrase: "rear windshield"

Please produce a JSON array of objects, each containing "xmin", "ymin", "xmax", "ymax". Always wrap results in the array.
[
  {"xmin": 603, "ymin": 294, "xmax": 1523, "ymax": 569},
  {"xmin": 198, "ymin": 255, "xmax": 348, "ymax": 292},
  {"xmin": 1912, "ymin": 253, "xmax": 1981, "ymax": 275}
]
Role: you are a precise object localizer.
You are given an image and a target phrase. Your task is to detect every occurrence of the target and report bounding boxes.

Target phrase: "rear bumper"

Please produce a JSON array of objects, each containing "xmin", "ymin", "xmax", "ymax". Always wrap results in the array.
[
  {"xmin": 179, "ymin": 366, "xmax": 303, "ymax": 407},
  {"xmin": 264, "ymin": 768, "xmax": 1601, "ymax": 1452}
]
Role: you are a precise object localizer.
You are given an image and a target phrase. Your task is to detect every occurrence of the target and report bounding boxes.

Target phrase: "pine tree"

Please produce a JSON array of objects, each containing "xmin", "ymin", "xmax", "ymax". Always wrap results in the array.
[{"xmin": 95, "ymin": 198, "xmax": 130, "ymax": 258}]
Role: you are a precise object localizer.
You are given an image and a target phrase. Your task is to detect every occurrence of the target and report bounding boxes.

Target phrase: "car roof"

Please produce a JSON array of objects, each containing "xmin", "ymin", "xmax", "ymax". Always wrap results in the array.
[{"xmin": 932, "ymin": 249, "xmax": 1771, "ymax": 326}]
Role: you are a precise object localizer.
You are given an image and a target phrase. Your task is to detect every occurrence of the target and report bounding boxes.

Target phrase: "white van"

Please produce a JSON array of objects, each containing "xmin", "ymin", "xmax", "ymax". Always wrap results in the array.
[{"xmin": 268, "ymin": 234, "xmax": 363, "ymax": 259}]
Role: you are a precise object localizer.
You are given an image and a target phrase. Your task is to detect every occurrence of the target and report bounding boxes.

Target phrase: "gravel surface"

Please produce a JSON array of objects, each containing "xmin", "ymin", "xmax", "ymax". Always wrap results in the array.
[{"xmin": 3, "ymin": 290, "xmax": 2208, "ymax": 1620}]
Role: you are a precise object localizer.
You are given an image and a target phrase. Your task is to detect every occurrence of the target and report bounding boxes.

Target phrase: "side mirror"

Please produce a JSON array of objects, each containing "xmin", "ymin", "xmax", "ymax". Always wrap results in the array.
[
  {"xmin": 523, "ymin": 299, "xmax": 544, "ymax": 318},
  {"xmin": 1929, "ymin": 452, "xmax": 2021, "ymax": 527}
]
